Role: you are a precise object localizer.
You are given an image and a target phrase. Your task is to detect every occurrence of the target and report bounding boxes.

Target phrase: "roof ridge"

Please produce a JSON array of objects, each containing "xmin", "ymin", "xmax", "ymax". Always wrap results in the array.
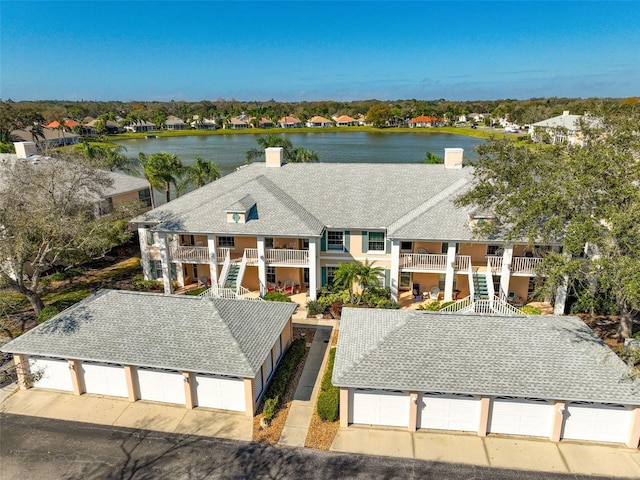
[
  {"xmin": 255, "ymin": 175, "xmax": 324, "ymax": 234},
  {"xmin": 204, "ymin": 298, "xmax": 253, "ymax": 372},
  {"xmin": 387, "ymin": 177, "xmax": 469, "ymax": 235}
]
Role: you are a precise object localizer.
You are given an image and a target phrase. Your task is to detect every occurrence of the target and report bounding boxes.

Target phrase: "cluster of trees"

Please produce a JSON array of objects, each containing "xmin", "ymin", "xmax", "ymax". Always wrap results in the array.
[{"xmin": 456, "ymin": 106, "xmax": 640, "ymax": 338}]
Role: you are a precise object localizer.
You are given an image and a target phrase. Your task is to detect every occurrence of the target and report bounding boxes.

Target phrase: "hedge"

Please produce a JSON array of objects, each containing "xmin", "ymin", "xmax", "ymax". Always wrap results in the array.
[
  {"xmin": 317, "ymin": 347, "xmax": 340, "ymax": 421},
  {"xmin": 262, "ymin": 338, "xmax": 306, "ymax": 419},
  {"xmin": 264, "ymin": 291, "xmax": 292, "ymax": 302}
]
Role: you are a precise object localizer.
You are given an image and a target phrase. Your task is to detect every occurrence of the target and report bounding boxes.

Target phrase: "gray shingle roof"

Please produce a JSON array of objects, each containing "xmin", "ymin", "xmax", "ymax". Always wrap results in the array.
[
  {"xmin": 333, "ymin": 308, "xmax": 640, "ymax": 405},
  {"xmin": 1, "ymin": 290, "xmax": 296, "ymax": 378},
  {"xmin": 132, "ymin": 162, "xmax": 479, "ymax": 240}
]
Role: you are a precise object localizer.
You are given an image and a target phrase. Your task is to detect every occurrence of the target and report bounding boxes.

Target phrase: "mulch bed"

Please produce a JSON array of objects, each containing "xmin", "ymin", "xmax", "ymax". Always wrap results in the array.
[
  {"xmin": 252, "ymin": 327, "xmax": 316, "ymax": 444},
  {"xmin": 578, "ymin": 313, "xmax": 639, "ymax": 348}
]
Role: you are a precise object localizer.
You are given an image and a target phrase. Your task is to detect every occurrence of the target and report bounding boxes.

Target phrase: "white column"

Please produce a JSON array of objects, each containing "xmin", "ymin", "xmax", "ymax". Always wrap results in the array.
[
  {"xmin": 207, "ymin": 234, "xmax": 218, "ymax": 286},
  {"xmin": 138, "ymin": 227, "xmax": 151, "ymax": 280},
  {"xmin": 257, "ymin": 236, "xmax": 266, "ymax": 296},
  {"xmin": 444, "ymin": 242, "xmax": 457, "ymax": 301},
  {"xmin": 500, "ymin": 244, "xmax": 513, "ymax": 298},
  {"xmin": 159, "ymin": 233, "xmax": 173, "ymax": 294},
  {"xmin": 390, "ymin": 240, "xmax": 400, "ymax": 301},
  {"xmin": 554, "ymin": 275, "xmax": 568, "ymax": 315},
  {"xmin": 308, "ymin": 237, "xmax": 318, "ymax": 301}
]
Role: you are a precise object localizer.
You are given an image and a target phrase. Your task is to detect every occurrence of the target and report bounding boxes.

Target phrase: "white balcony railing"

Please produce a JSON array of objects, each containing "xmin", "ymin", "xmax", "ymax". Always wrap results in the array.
[
  {"xmin": 266, "ymin": 248, "xmax": 309, "ymax": 265},
  {"xmin": 216, "ymin": 247, "xmax": 230, "ymax": 261},
  {"xmin": 487, "ymin": 256, "xmax": 503, "ymax": 273},
  {"xmin": 170, "ymin": 245, "xmax": 210, "ymax": 263},
  {"xmin": 400, "ymin": 254, "xmax": 471, "ymax": 272},
  {"xmin": 244, "ymin": 248, "xmax": 259, "ymax": 265},
  {"xmin": 511, "ymin": 257, "xmax": 543, "ymax": 275}
]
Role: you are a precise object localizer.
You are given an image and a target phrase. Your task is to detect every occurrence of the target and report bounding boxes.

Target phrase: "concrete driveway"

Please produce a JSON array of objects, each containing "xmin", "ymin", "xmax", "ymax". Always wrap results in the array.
[
  {"xmin": 0, "ymin": 388, "xmax": 252, "ymax": 441},
  {"xmin": 331, "ymin": 425, "xmax": 640, "ymax": 478}
]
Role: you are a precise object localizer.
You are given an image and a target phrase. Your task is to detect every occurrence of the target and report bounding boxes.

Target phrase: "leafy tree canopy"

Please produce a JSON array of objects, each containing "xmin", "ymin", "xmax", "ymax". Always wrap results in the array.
[
  {"xmin": 246, "ymin": 134, "xmax": 319, "ymax": 163},
  {"xmin": 455, "ymin": 108, "xmax": 640, "ymax": 338}
]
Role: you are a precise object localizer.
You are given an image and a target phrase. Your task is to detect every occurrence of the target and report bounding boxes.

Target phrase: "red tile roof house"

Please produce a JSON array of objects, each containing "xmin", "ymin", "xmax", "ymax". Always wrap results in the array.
[
  {"xmin": 334, "ymin": 115, "xmax": 356, "ymax": 127},
  {"xmin": 305, "ymin": 116, "xmax": 333, "ymax": 128},
  {"xmin": 277, "ymin": 116, "xmax": 301, "ymax": 128},
  {"xmin": 408, "ymin": 115, "xmax": 441, "ymax": 128},
  {"xmin": 258, "ymin": 117, "xmax": 274, "ymax": 128}
]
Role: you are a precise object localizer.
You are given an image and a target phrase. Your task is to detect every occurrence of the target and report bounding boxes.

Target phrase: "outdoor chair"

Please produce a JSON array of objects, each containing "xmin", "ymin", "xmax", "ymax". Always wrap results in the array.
[
  {"xmin": 267, "ymin": 282, "xmax": 277, "ymax": 293},
  {"xmin": 507, "ymin": 291, "xmax": 516, "ymax": 303},
  {"xmin": 429, "ymin": 286, "xmax": 440, "ymax": 300},
  {"xmin": 282, "ymin": 279, "xmax": 295, "ymax": 295}
]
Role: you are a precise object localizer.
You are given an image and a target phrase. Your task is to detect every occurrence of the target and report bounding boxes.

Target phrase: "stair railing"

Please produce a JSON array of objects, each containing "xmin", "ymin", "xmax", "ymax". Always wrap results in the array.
[
  {"xmin": 236, "ymin": 252, "xmax": 248, "ymax": 295},
  {"xmin": 218, "ymin": 249, "xmax": 231, "ymax": 287}
]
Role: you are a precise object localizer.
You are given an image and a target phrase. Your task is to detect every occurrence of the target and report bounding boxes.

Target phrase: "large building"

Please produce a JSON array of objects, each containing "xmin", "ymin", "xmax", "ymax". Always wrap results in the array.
[{"xmin": 132, "ymin": 147, "xmax": 565, "ymax": 313}]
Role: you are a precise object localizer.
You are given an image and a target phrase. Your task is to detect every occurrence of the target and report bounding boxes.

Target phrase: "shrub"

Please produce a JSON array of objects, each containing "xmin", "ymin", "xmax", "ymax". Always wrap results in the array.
[
  {"xmin": 261, "ymin": 339, "xmax": 306, "ymax": 418},
  {"xmin": 37, "ymin": 306, "xmax": 61, "ymax": 323},
  {"xmin": 264, "ymin": 291, "xmax": 292, "ymax": 302},
  {"xmin": 263, "ymin": 396, "xmax": 279, "ymax": 420},
  {"xmin": 306, "ymin": 300, "xmax": 324, "ymax": 316},
  {"xmin": 185, "ymin": 287, "xmax": 208, "ymax": 296},
  {"xmin": 317, "ymin": 388, "xmax": 340, "ymax": 421},
  {"xmin": 317, "ymin": 348, "xmax": 340, "ymax": 421},
  {"xmin": 519, "ymin": 305, "xmax": 542, "ymax": 315},
  {"xmin": 418, "ymin": 301, "xmax": 441, "ymax": 311},
  {"xmin": 132, "ymin": 274, "xmax": 163, "ymax": 291}
]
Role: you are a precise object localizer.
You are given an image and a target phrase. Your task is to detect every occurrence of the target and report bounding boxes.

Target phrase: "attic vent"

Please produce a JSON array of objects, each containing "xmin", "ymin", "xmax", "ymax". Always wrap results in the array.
[
  {"xmin": 225, "ymin": 194, "xmax": 256, "ymax": 224},
  {"xmin": 468, "ymin": 210, "xmax": 496, "ymax": 229}
]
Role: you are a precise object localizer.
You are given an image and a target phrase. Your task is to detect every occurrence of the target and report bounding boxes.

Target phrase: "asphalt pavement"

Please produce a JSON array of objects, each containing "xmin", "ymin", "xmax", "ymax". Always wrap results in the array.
[{"xmin": 1, "ymin": 414, "xmax": 632, "ymax": 480}]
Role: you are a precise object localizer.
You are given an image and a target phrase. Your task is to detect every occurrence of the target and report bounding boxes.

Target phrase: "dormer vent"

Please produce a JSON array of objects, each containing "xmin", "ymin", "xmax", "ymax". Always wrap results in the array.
[{"xmin": 225, "ymin": 194, "xmax": 256, "ymax": 224}]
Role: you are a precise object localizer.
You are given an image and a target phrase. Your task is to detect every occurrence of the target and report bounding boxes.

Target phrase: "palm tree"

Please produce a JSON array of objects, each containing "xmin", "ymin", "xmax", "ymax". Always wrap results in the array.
[
  {"xmin": 246, "ymin": 134, "xmax": 319, "ymax": 163},
  {"xmin": 139, "ymin": 152, "xmax": 185, "ymax": 204},
  {"xmin": 83, "ymin": 143, "xmax": 139, "ymax": 175},
  {"xmin": 356, "ymin": 259, "xmax": 385, "ymax": 297},
  {"xmin": 183, "ymin": 157, "xmax": 221, "ymax": 188},
  {"xmin": 333, "ymin": 261, "xmax": 361, "ymax": 303}
]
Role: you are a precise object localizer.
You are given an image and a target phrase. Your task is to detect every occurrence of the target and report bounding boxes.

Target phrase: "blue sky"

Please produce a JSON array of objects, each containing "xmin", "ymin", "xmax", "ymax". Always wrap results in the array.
[{"xmin": 1, "ymin": 1, "xmax": 639, "ymax": 101}]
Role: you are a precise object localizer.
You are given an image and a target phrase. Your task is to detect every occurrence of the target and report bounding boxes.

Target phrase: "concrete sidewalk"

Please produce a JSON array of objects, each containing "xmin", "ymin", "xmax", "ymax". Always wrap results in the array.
[
  {"xmin": 279, "ymin": 324, "xmax": 334, "ymax": 447},
  {"xmin": 0, "ymin": 388, "xmax": 253, "ymax": 441},
  {"xmin": 331, "ymin": 426, "xmax": 640, "ymax": 478}
]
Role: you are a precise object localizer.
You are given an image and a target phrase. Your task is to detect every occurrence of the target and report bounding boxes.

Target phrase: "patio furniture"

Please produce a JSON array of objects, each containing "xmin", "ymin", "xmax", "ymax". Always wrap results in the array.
[
  {"xmin": 507, "ymin": 291, "xmax": 516, "ymax": 303},
  {"xmin": 412, "ymin": 283, "xmax": 421, "ymax": 299},
  {"xmin": 429, "ymin": 286, "xmax": 440, "ymax": 300},
  {"xmin": 199, "ymin": 276, "xmax": 209, "ymax": 287},
  {"xmin": 282, "ymin": 279, "xmax": 295, "ymax": 295},
  {"xmin": 417, "ymin": 248, "xmax": 427, "ymax": 255},
  {"xmin": 267, "ymin": 282, "xmax": 277, "ymax": 293}
]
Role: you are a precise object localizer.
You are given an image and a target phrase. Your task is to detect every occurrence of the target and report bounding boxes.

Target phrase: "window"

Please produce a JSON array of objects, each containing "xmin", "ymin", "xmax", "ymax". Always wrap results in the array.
[
  {"xmin": 138, "ymin": 188, "xmax": 152, "ymax": 207},
  {"xmin": 327, "ymin": 266, "xmax": 338, "ymax": 285},
  {"xmin": 265, "ymin": 237, "xmax": 274, "ymax": 249},
  {"xmin": 400, "ymin": 272, "xmax": 411, "ymax": 289},
  {"xmin": 400, "ymin": 241, "xmax": 413, "ymax": 252},
  {"xmin": 327, "ymin": 231, "xmax": 344, "ymax": 251},
  {"xmin": 368, "ymin": 231, "xmax": 385, "ymax": 252},
  {"xmin": 218, "ymin": 236, "xmax": 235, "ymax": 248},
  {"xmin": 192, "ymin": 264, "xmax": 198, "ymax": 279},
  {"xmin": 150, "ymin": 260, "xmax": 163, "ymax": 279},
  {"xmin": 301, "ymin": 238, "xmax": 309, "ymax": 250},
  {"xmin": 266, "ymin": 266, "xmax": 276, "ymax": 283},
  {"xmin": 486, "ymin": 244, "xmax": 503, "ymax": 256},
  {"xmin": 303, "ymin": 268, "xmax": 310, "ymax": 285},
  {"xmin": 441, "ymin": 242, "xmax": 460, "ymax": 254}
]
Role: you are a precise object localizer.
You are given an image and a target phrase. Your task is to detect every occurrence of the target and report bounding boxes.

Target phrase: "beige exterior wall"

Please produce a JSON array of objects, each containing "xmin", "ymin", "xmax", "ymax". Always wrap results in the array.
[
  {"xmin": 408, "ymin": 392, "xmax": 418, "ymax": 432},
  {"xmin": 111, "ymin": 190, "xmax": 143, "ymax": 206},
  {"xmin": 244, "ymin": 378, "xmax": 255, "ymax": 417},
  {"xmin": 412, "ymin": 241, "xmax": 442, "ymax": 253},
  {"xmin": 124, "ymin": 366, "xmax": 139, "ymax": 402},
  {"xmin": 68, "ymin": 359, "xmax": 84, "ymax": 395},
  {"xmin": 513, "ymin": 244, "xmax": 532, "ymax": 256},
  {"xmin": 340, "ymin": 388, "xmax": 349, "ymax": 427},
  {"xmin": 13, "ymin": 354, "xmax": 29, "ymax": 390},
  {"xmin": 627, "ymin": 407, "xmax": 640, "ymax": 448},
  {"xmin": 458, "ymin": 243, "xmax": 489, "ymax": 265},
  {"xmin": 227, "ymin": 236, "xmax": 257, "ymax": 257},
  {"xmin": 242, "ymin": 267, "xmax": 261, "ymax": 291},
  {"xmin": 179, "ymin": 234, "xmax": 209, "ymax": 246},
  {"xmin": 183, "ymin": 372, "xmax": 195, "ymax": 409},
  {"xmin": 507, "ymin": 276, "xmax": 530, "ymax": 301},
  {"xmin": 275, "ymin": 267, "xmax": 304, "ymax": 286},
  {"xmin": 455, "ymin": 273, "xmax": 471, "ymax": 298},
  {"xmin": 477, "ymin": 397, "xmax": 491, "ymax": 436},
  {"xmin": 550, "ymin": 401, "xmax": 565, "ymax": 442},
  {"xmin": 411, "ymin": 272, "xmax": 441, "ymax": 292},
  {"xmin": 181, "ymin": 263, "xmax": 211, "ymax": 286}
]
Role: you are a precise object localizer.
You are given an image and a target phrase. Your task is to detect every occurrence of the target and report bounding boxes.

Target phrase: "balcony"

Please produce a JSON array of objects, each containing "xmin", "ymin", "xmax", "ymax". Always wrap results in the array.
[
  {"xmin": 511, "ymin": 256, "xmax": 543, "ymax": 276},
  {"xmin": 169, "ymin": 245, "xmax": 231, "ymax": 265},
  {"xmin": 244, "ymin": 248, "xmax": 310, "ymax": 267},
  {"xmin": 400, "ymin": 254, "xmax": 470, "ymax": 273}
]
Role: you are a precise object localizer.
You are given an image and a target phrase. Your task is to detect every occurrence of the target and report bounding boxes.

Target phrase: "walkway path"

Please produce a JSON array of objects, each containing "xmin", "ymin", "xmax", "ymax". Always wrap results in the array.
[{"xmin": 279, "ymin": 324, "xmax": 333, "ymax": 447}]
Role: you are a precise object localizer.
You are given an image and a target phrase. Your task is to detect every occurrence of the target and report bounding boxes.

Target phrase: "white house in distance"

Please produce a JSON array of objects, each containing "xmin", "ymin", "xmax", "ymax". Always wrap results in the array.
[
  {"xmin": 529, "ymin": 111, "xmax": 596, "ymax": 146},
  {"xmin": 1, "ymin": 290, "xmax": 296, "ymax": 417},
  {"xmin": 334, "ymin": 308, "xmax": 640, "ymax": 447},
  {"xmin": 131, "ymin": 147, "xmax": 568, "ymax": 315}
]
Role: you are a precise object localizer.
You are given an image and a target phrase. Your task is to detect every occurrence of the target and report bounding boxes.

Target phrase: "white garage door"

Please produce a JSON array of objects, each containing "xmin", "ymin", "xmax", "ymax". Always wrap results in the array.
[
  {"xmin": 563, "ymin": 402, "xmax": 633, "ymax": 444},
  {"xmin": 28, "ymin": 357, "xmax": 73, "ymax": 391},
  {"xmin": 194, "ymin": 373, "xmax": 245, "ymax": 412},
  {"xmin": 137, "ymin": 368, "xmax": 186, "ymax": 405},
  {"xmin": 81, "ymin": 362, "xmax": 128, "ymax": 398},
  {"xmin": 419, "ymin": 392, "xmax": 481, "ymax": 432},
  {"xmin": 350, "ymin": 389, "xmax": 410, "ymax": 427},
  {"xmin": 489, "ymin": 397, "xmax": 554, "ymax": 437}
]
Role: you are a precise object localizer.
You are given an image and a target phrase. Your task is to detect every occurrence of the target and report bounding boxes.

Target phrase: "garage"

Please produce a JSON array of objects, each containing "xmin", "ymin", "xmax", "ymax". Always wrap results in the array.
[
  {"xmin": 81, "ymin": 362, "xmax": 128, "ymax": 398},
  {"xmin": 137, "ymin": 368, "xmax": 186, "ymax": 405},
  {"xmin": 419, "ymin": 392, "xmax": 481, "ymax": 432},
  {"xmin": 489, "ymin": 397, "xmax": 554, "ymax": 437},
  {"xmin": 28, "ymin": 357, "xmax": 73, "ymax": 392},
  {"xmin": 562, "ymin": 402, "xmax": 633, "ymax": 444},
  {"xmin": 253, "ymin": 370, "xmax": 264, "ymax": 402},
  {"xmin": 350, "ymin": 389, "xmax": 410, "ymax": 427},
  {"xmin": 194, "ymin": 373, "xmax": 245, "ymax": 412}
]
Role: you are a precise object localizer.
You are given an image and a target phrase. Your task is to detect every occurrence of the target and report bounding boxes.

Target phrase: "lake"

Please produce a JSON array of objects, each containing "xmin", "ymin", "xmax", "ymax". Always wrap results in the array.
[{"xmin": 115, "ymin": 132, "xmax": 485, "ymax": 176}]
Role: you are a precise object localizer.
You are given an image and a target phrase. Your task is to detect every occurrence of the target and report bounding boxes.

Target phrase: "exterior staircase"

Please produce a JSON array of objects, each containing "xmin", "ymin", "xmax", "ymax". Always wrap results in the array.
[
  {"xmin": 223, "ymin": 262, "xmax": 241, "ymax": 289},
  {"xmin": 473, "ymin": 273, "xmax": 489, "ymax": 300}
]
